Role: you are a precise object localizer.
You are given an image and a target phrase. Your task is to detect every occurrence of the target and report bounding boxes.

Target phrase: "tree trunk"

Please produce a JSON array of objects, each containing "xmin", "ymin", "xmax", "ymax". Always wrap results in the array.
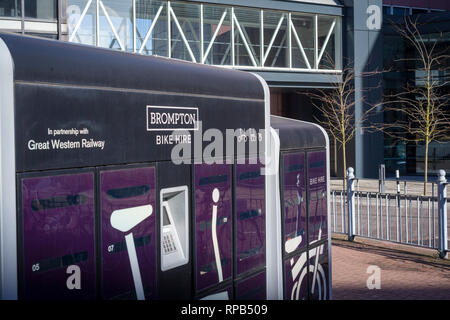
[
  {"xmin": 424, "ymin": 139, "xmax": 429, "ymax": 195},
  {"xmin": 342, "ymin": 142, "xmax": 347, "ymax": 191}
]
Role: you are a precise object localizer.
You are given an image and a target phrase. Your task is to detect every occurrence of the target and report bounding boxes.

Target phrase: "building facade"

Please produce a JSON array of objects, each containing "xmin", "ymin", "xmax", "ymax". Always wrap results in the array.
[{"xmin": 0, "ymin": 0, "xmax": 449, "ymax": 178}]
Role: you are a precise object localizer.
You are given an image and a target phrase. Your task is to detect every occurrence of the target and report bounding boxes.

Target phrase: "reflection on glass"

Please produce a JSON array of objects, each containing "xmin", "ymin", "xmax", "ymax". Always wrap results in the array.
[
  {"xmin": 392, "ymin": 7, "xmax": 409, "ymax": 16},
  {"xmin": 291, "ymin": 13, "xmax": 314, "ymax": 69},
  {"xmin": 68, "ymin": 0, "xmax": 96, "ymax": 46},
  {"xmin": 263, "ymin": 10, "xmax": 288, "ymax": 68},
  {"xmin": 25, "ymin": 0, "xmax": 57, "ymax": 20},
  {"xmin": 203, "ymin": 4, "xmax": 231, "ymax": 65},
  {"xmin": 136, "ymin": 0, "xmax": 168, "ymax": 56},
  {"xmin": 98, "ymin": 0, "xmax": 133, "ymax": 51},
  {"xmin": 317, "ymin": 15, "xmax": 336, "ymax": 70},
  {"xmin": 65, "ymin": 0, "xmax": 342, "ymax": 71},
  {"xmin": 0, "ymin": 0, "xmax": 21, "ymax": 17},
  {"xmin": 170, "ymin": 1, "xmax": 200, "ymax": 62},
  {"xmin": 234, "ymin": 7, "xmax": 260, "ymax": 67}
]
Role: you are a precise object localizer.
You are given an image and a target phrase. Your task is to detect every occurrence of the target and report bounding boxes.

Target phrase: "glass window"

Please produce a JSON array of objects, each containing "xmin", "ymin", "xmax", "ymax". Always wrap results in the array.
[
  {"xmin": 411, "ymin": 8, "xmax": 428, "ymax": 15},
  {"xmin": 203, "ymin": 4, "xmax": 231, "ymax": 65},
  {"xmin": 98, "ymin": 0, "xmax": 133, "ymax": 52},
  {"xmin": 25, "ymin": 0, "xmax": 57, "ymax": 20},
  {"xmin": 26, "ymin": 32, "xmax": 58, "ymax": 39},
  {"xmin": 291, "ymin": 13, "xmax": 315, "ymax": 69},
  {"xmin": 0, "ymin": 0, "xmax": 21, "ymax": 17},
  {"xmin": 64, "ymin": 1, "xmax": 344, "ymax": 73},
  {"xmin": 234, "ymin": 7, "xmax": 260, "ymax": 67},
  {"xmin": 383, "ymin": 6, "xmax": 391, "ymax": 15},
  {"xmin": 68, "ymin": 0, "xmax": 97, "ymax": 46},
  {"xmin": 170, "ymin": 1, "xmax": 201, "ymax": 62},
  {"xmin": 263, "ymin": 10, "xmax": 288, "ymax": 68},
  {"xmin": 317, "ymin": 15, "xmax": 337, "ymax": 69},
  {"xmin": 392, "ymin": 7, "xmax": 410, "ymax": 16},
  {"xmin": 136, "ymin": 0, "xmax": 168, "ymax": 56}
]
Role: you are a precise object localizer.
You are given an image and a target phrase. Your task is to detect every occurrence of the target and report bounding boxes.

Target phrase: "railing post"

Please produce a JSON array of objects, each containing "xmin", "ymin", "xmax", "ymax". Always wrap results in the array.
[
  {"xmin": 438, "ymin": 170, "xmax": 448, "ymax": 259},
  {"xmin": 347, "ymin": 167, "xmax": 355, "ymax": 241},
  {"xmin": 378, "ymin": 164, "xmax": 385, "ymax": 193},
  {"xmin": 396, "ymin": 170, "xmax": 401, "ymax": 242}
]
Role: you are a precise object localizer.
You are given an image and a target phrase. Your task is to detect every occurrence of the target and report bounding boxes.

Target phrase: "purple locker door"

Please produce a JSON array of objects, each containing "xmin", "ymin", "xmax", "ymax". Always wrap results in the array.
[
  {"xmin": 307, "ymin": 151, "xmax": 328, "ymax": 244},
  {"xmin": 198, "ymin": 285, "xmax": 233, "ymax": 300},
  {"xmin": 100, "ymin": 166, "xmax": 156, "ymax": 300},
  {"xmin": 284, "ymin": 249, "xmax": 309, "ymax": 300},
  {"xmin": 194, "ymin": 164, "xmax": 232, "ymax": 291},
  {"xmin": 282, "ymin": 152, "xmax": 307, "ymax": 254},
  {"xmin": 235, "ymin": 161, "xmax": 265, "ymax": 275},
  {"xmin": 307, "ymin": 242, "xmax": 329, "ymax": 300},
  {"xmin": 21, "ymin": 172, "xmax": 96, "ymax": 300},
  {"xmin": 235, "ymin": 270, "xmax": 266, "ymax": 300}
]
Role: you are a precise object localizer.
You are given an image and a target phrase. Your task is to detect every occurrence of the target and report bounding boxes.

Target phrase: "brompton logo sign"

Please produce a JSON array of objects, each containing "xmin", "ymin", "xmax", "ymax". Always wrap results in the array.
[{"xmin": 146, "ymin": 106, "xmax": 199, "ymax": 131}]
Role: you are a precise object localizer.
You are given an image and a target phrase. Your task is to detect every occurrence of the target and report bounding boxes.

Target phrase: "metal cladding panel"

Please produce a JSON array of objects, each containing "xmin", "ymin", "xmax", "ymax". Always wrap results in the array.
[
  {"xmin": 235, "ymin": 162, "xmax": 266, "ymax": 275},
  {"xmin": 307, "ymin": 151, "xmax": 328, "ymax": 244},
  {"xmin": 282, "ymin": 152, "xmax": 307, "ymax": 254},
  {"xmin": 194, "ymin": 164, "xmax": 232, "ymax": 292},
  {"xmin": 307, "ymin": 241, "xmax": 329, "ymax": 300},
  {"xmin": 283, "ymin": 249, "xmax": 309, "ymax": 300},
  {"xmin": 20, "ymin": 172, "xmax": 96, "ymax": 300},
  {"xmin": 235, "ymin": 270, "xmax": 266, "ymax": 300},
  {"xmin": 270, "ymin": 116, "xmax": 326, "ymax": 151},
  {"xmin": 100, "ymin": 166, "xmax": 156, "ymax": 300}
]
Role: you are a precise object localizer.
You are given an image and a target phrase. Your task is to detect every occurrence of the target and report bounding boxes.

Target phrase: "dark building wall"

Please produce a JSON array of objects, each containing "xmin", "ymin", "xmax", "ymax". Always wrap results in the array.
[
  {"xmin": 384, "ymin": 0, "xmax": 450, "ymax": 11},
  {"xmin": 343, "ymin": 0, "xmax": 384, "ymax": 179},
  {"xmin": 382, "ymin": 12, "xmax": 450, "ymax": 177}
]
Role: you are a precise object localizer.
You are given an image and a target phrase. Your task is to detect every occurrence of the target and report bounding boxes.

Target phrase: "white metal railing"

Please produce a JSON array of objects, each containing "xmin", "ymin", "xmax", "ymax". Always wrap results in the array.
[
  {"xmin": 331, "ymin": 168, "xmax": 449, "ymax": 259},
  {"xmin": 67, "ymin": 0, "xmax": 342, "ymax": 73}
]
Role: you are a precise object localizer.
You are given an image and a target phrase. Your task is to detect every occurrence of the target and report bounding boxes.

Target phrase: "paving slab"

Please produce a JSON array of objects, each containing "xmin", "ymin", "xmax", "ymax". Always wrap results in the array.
[{"xmin": 332, "ymin": 237, "xmax": 450, "ymax": 300}]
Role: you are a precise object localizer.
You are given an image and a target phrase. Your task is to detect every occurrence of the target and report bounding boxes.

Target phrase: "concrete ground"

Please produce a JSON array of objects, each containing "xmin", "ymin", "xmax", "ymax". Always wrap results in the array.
[{"xmin": 331, "ymin": 235, "xmax": 450, "ymax": 300}]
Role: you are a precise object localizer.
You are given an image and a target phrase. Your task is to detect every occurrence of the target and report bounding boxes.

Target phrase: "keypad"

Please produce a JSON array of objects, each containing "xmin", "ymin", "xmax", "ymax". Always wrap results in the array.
[{"xmin": 162, "ymin": 232, "xmax": 177, "ymax": 255}]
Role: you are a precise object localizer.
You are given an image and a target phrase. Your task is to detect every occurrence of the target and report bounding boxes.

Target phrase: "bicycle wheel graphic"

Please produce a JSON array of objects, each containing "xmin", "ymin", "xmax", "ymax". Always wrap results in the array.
[{"xmin": 291, "ymin": 262, "xmax": 327, "ymax": 300}]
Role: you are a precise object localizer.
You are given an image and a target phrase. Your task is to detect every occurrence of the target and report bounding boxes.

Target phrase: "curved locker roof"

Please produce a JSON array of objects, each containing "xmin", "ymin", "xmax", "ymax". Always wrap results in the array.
[
  {"xmin": 271, "ymin": 115, "xmax": 327, "ymax": 150},
  {"xmin": 0, "ymin": 33, "xmax": 267, "ymax": 172},
  {"xmin": 0, "ymin": 33, "xmax": 264, "ymax": 100}
]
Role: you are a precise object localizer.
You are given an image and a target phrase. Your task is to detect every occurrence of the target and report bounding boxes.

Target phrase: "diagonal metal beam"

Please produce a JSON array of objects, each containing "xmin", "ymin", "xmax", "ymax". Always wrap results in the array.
[
  {"xmin": 169, "ymin": 6, "xmax": 197, "ymax": 62},
  {"xmin": 219, "ymin": 29, "xmax": 238, "ymax": 65},
  {"xmin": 202, "ymin": 9, "xmax": 228, "ymax": 64},
  {"xmin": 171, "ymin": 21, "xmax": 187, "ymax": 56},
  {"xmin": 138, "ymin": 4, "xmax": 163, "ymax": 54},
  {"xmin": 186, "ymin": 19, "xmax": 202, "ymax": 53},
  {"xmin": 263, "ymin": 14, "xmax": 285, "ymax": 65},
  {"xmin": 99, "ymin": 0, "xmax": 125, "ymax": 50},
  {"xmin": 135, "ymin": 26, "xmax": 150, "ymax": 55},
  {"xmin": 239, "ymin": 18, "xmax": 260, "ymax": 66},
  {"xmin": 109, "ymin": 17, "xmax": 126, "ymax": 49},
  {"xmin": 317, "ymin": 18, "xmax": 337, "ymax": 67},
  {"xmin": 232, "ymin": 14, "xmax": 257, "ymax": 67},
  {"xmin": 291, "ymin": 23, "xmax": 311, "ymax": 69},
  {"xmin": 270, "ymin": 32, "xmax": 287, "ymax": 67},
  {"xmin": 69, "ymin": 0, "xmax": 93, "ymax": 42}
]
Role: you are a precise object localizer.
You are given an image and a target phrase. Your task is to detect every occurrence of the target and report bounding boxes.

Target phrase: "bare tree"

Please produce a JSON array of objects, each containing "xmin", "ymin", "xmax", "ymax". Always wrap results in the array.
[
  {"xmin": 382, "ymin": 16, "xmax": 450, "ymax": 194},
  {"xmin": 302, "ymin": 58, "xmax": 382, "ymax": 186}
]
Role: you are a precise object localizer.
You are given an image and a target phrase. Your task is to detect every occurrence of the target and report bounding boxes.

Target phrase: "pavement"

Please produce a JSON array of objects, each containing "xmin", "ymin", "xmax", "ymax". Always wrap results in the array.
[{"xmin": 331, "ymin": 235, "xmax": 450, "ymax": 300}]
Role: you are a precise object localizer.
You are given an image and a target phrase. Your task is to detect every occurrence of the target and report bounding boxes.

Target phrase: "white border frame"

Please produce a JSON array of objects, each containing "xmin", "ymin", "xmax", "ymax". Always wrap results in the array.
[
  {"xmin": 0, "ymin": 37, "xmax": 17, "ymax": 300},
  {"xmin": 146, "ymin": 105, "xmax": 199, "ymax": 132},
  {"xmin": 159, "ymin": 185, "xmax": 189, "ymax": 272}
]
